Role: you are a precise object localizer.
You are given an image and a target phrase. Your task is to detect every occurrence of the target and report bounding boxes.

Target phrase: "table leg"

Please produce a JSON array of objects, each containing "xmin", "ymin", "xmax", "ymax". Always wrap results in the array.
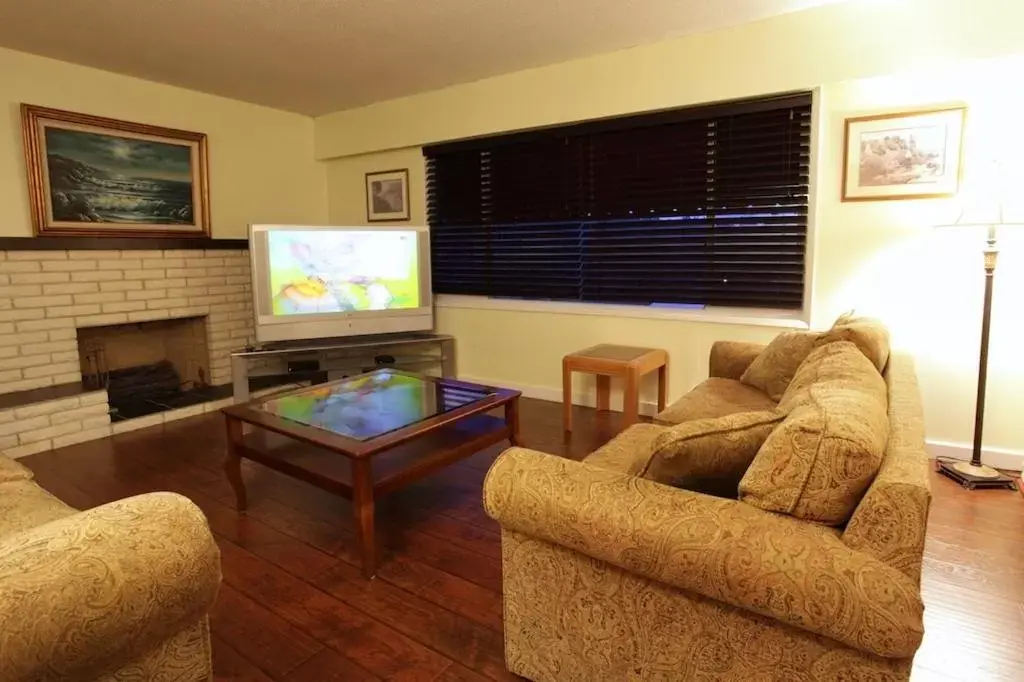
[
  {"xmin": 562, "ymin": 361, "xmax": 573, "ymax": 433},
  {"xmin": 596, "ymin": 375, "xmax": 611, "ymax": 412},
  {"xmin": 623, "ymin": 371, "xmax": 640, "ymax": 428},
  {"xmin": 352, "ymin": 458, "xmax": 377, "ymax": 579},
  {"xmin": 506, "ymin": 398, "xmax": 521, "ymax": 446},
  {"xmin": 658, "ymin": 361, "xmax": 669, "ymax": 413},
  {"xmin": 224, "ymin": 416, "xmax": 248, "ymax": 512}
]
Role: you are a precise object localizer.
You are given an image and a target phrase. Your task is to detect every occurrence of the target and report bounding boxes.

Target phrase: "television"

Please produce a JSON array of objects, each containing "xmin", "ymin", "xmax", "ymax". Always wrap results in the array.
[{"xmin": 248, "ymin": 224, "xmax": 433, "ymax": 344}]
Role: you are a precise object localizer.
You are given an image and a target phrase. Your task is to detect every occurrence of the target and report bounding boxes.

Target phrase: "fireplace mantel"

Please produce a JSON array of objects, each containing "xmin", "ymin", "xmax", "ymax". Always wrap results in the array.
[{"xmin": 0, "ymin": 237, "xmax": 247, "ymax": 251}]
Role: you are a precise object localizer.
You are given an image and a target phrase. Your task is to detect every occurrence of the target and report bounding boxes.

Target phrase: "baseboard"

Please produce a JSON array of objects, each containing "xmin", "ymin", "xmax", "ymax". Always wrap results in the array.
[
  {"xmin": 459, "ymin": 374, "xmax": 662, "ymax": 417},
  {"xmin": 927, "ymin": 440, "xmax": 1023, "ymax": 474}
]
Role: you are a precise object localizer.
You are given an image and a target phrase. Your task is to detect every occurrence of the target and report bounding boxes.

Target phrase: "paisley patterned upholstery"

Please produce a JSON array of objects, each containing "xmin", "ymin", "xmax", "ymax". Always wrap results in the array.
[
  {"xmin": 584, "ymin": 423, "xmax": 664, "ymax": 475},
  {"xmin": 0, "ymin": 455, "xmax": 34, "ymax": 484},
  {"xmin": 0, "ymin": 487, "xmax": 220, "ymax": 682},
  {"xmin": 654, "ymin": 377, "xmax": 777, "ymax": 424},
  {"xmin": 740, "ymin": 331, "xmax": 823, "ymax": 401},
  {"xmin": 0, "ymin": 480, "xmax": 77, "ymax": 538},
  {"xmin": 708, "ymin": 340, "xmax": 766, "ymax": 380},
  {"xmin": 818, "ymin": 314, "xmax": 891, "ymax": 373},
  {"xmin": 485, "ymin": 342, "xmax": 929, "ymax": 681}
]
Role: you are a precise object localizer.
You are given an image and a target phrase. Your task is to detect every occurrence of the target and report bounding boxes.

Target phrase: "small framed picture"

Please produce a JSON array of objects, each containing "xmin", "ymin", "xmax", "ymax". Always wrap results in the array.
[
  {"xmin": 842, "ymin": 107, "xmax": 965, "ymax": 202},
  {"xmin": 365, "ymin": 169, "xmax": 410, "ymax": 222}
]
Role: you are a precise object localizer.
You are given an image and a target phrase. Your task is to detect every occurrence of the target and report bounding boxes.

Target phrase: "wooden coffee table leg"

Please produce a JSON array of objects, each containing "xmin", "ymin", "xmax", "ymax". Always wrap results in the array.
[
  {"xmin": 657, "ymin": 361, "xmax": 669, "ymax": 413},
  {"xmin": 224, "ymin": 416, "xmax": 248, "ymax": 512},
  {"xmin": 505, "ymin": 398, "xmax": 521, "ymax": 446},
  {"xmin": 352, "ymin": 458, "xmax": 377, "ymax": 579},
  {"xmin": 562, "ymin": 360, "xmax": 573, "ymax": 433},
  {"xmin": 623, "ymin": 370, "xmax": 640, "ymax": 428}
]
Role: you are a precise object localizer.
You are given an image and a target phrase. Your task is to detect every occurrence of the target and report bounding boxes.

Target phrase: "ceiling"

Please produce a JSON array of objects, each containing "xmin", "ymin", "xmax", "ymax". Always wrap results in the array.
[{"xmin": 0, "ymin": 0, "xmax": 846, "ymax": 116}]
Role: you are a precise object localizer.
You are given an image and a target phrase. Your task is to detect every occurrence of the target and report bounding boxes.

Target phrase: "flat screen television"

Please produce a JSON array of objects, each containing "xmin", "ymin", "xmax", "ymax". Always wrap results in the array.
[{"xmin": 248, "ymin": 224, "xmax": 433, "ymax": 344}]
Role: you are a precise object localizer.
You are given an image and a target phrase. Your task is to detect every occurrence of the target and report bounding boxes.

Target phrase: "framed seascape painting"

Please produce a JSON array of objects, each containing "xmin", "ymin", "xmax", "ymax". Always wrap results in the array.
[
  {"xmin": 365, "ymin": 169, "xmax": 410, "ymax": 222},
  {"xmin": 21, "ymin": 104, "xmax": 210, "ymax": 237},
  {"xmin": 842, "ymin": 107, "xmax": 965, "ymax": 201}
]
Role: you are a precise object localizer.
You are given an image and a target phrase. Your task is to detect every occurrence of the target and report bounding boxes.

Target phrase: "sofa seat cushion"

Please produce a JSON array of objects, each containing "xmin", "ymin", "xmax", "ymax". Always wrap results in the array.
[
  {"xmin": 739, "ymin": 342, "xmax": 889, "ymax": 525},
  {"xmin": 655, "ymin": 378, "xmax": 777, "ymax": 424},
  {"xmin": 584, "ymin": 423, "xmax": 665, "ymax": 476},
  {"xmin": 0, "ymin": 454, "xmax": 34, "ymax": 484},
  {"xmin": 0, "ymin": 480, "xmax": 76, "ymax": 540},
  {"xmin": 739, "ymin": 331, "xmax": 822, "ymax": 401},
  {"xmin": 641, "ymin": 410, "xmax": 784, "ymax": 492}
]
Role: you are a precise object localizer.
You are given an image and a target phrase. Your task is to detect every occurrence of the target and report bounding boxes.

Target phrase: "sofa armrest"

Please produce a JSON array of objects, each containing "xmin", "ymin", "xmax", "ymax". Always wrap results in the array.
[
  {"xmin": 0, "ymin": 492, "xmax": 221, "ymax": 682},
  {"xmin": 709, "ymin": 341, "xmax": 765, "ymax": 380},
  {"xmin": 484, "ymin": 448, "xmax": 924, "ymax": 659}
]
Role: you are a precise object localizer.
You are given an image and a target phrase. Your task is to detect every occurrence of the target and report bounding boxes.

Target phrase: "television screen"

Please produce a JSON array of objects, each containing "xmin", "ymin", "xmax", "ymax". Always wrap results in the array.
[{"xmin": 266, "ymin": 229, "xmax": 420, "ymax": 315}]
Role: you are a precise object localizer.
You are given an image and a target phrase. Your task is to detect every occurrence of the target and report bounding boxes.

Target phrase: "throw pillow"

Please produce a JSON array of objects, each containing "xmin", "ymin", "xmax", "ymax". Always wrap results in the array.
[
  {"xmin": 739, "ymin": 331, "xmax": 822, "ymax": 401},
  {"xmin": 739, "ymin": 360, "xmax": 888, "ymax": 525},
  {"xmin": 641, "ymin": 410, "xmax": 784, "ymax": 491},
  {"xmin": 778, "ymin": 340, "xmax": 884, "ymax": 413},
  {"xmin": 817, "ymin": 315, "xmax": 890, "ymax": 372}
]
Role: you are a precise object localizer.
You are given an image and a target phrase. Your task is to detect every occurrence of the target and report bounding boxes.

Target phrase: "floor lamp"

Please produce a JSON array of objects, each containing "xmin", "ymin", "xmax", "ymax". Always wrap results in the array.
[{"xmin": 936, "ymin": 199, "xmax": 1018, "ymax": 490}]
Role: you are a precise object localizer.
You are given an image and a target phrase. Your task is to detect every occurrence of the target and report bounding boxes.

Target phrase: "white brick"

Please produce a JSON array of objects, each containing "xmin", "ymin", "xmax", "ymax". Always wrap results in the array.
[
  {"xmin": 76, "ymin": 313, "xmax": 129, "ymax": 327},
  {"xmin": 6, "ymin": 250, "xmax": 67, "ymax": 261},
  {"xmin": 70, "ymin": 250, "xmax": 119, "ymax": 259},
  {"xmin": 83, "ymin": 414, "xmax": 111, "ymax": 429},
  {"xmin": 0, "ymin": 331, "xmax": 48, "ymax": 347},
  {"xmin": 99, "ymin": 280, "xmax": 143, "ymax": 292},
  {"xmin": 0, "ymin": 262, "xmax": 41, "ymax": 273},
  {"xmin": 0, "ymin": 415, "xmax": 50, "ymax": 437},
  {"xmin": 19, "ymin": 420, "xmax": 82, "ymax": 444},
  {"xmin": 135, "ymin": 251, "xmax": 165, "ymax": 259},
  {"xmin": 112, "ymin": 413, "xmax": 164, "ymax": 434},
  {"xmin": 0, "ymin": 323, "xmax": 13, "ymax": 335},
  {"xmin": 71, "ymin": 271, "xmax": 123, "ymax": 282},
  {"xmin": 17, "ymin": 318, "xmax": 72, "ymax": 332},
  {"xmin": 126, "ymin": 290, "xmax": 167, "ymax": 301},
  {"xmin": 101, "ymin": 301, "xmax": 145, "ymax": 314},
  {"xmin": 44, "ymin": 282, "xmax": 99, "ymax": 295},
  {"xmin": 10, "ymin": 272, "xmax": 70, "ymax": 284},
  {"xmin": 144, "ymin": 278, "xmax": 186, "ymax": 290},
  {"xmin": 42, "ymin": 260, "xmax": 99, "ymax": 272},
  {"xmin": 0, "ymin": 275, "xmax": 7, "ymax": 284},
  {"xmin": 3, "ymin": 439, "xmax": 52, "ymax": 459},
  {"xmin": 52, "ymin": 372, "xmax": 81, "ymax": 384},
  {"xmin": 26, "ymin": 340, "xmax": 76, "ymax": 354},
  {"xmin": 187, "ymin": 276, "xmax": 225, "ymax": 287},
  {"xmin": 203, "ymin": 258, "xmax": 226, "ymax": 268},
  {"xmin": 144, "ymin": 258, "xmax": 186, "ymax": 269},
  {"xmin": 48, "ymin": 328, "xmax": 77, "ymax": 341},
  {"xmin": 163, "ymin": 250, "xmax": 203, "ymax": 258},
  {"xmin": 0, "ymin": 368, "xmax": 24, "ymax": 383},
  {"xmin": 14, "ymin": 294, "xmax": 72, "ymax": 309},
  {"xmin": 13, "ymin": 396, "xmax": 81, "ymax": 419},
  {"xmin": 188, "ymin": 295, "xmax": 222, "ymax": 306},
  {"xmin": 51, "ymin": 351, "xmax": 78, "ymax": 363},
  {"xmin": 0, "ymin": 309, "xmax": 45, "ymax": 323},
  {"xmin": 167, "ymin": 268, "xmax": 202, "ymax": 278},
  {"xmin": 0, "ymin": 354, "xmax": 51, "ymax": 371},
  {"xmin": 162, "ymin": 404, "xmax": 206, "ymax": 423},
  {"xmin": 99, "ymin": 258, "xmax": 141, "ymax": 270},
  {"xmin": 0, "ymin": 435, "xmax": 17, "ymax": 449},
  {"xmin": 127, "ymin": 310, "xmax": 172, "ymax": 322},
  {"xmin": 170, "ymin": 307, "xmax": 205, "ymax": 319},
  {"xmin": 0, "ymin": 285, "xmax": 43, "ymax": 297},
  {"xmin": 123, "ymin": 269, "xmax": 165, "ymax": 280},
  {"xmin": 51, "ymin": 403, "xmax": 109, "ymax": 425},
  {"xmin": 46, "ymin": 304, "xmax": 101, "ymax": 318},
  {"xmin": 80, "ymin": 391, "xmax": 108, "ymax": 406},
  {"xmin": 25, "ymin": 361, "xmax": 78, "ymax": 379},
  {"xmin": 53, "ymin": 425, "xmax": 111, "ymax": 449},
  {"xmin": 0, "ymin": 347, "xmax": 17, "ymax": 359},
  {"xmin": 166, "ymin": 288, "xmax": 189, "ymax": 298},
  {"xmin": 0, "ymin": 377, "xmax": 54, "ymax": 393},
  {"xmin": 146, "ymin": 297, "xmax": 188, "ymax": 310},
  {"xmin": 75, "ymin": 292, "xmax": 125, "ymax": 304}
]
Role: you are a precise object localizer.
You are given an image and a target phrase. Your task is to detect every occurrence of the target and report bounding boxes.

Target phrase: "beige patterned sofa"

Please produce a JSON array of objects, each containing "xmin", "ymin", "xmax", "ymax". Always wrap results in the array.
[
  {"xmin": 484, "ymin": 332, "xmax": 931, "ymax": 681},
  {"xmin": 0, "ymin": 456, "xmax": 221, "ymax": 682}
]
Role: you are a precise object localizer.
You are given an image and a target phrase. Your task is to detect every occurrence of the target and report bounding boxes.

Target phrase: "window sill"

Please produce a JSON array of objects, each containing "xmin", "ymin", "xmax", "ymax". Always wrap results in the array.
[{"xmin": 435, "ymin": 295, "xmax": 809, "ymax": 329}]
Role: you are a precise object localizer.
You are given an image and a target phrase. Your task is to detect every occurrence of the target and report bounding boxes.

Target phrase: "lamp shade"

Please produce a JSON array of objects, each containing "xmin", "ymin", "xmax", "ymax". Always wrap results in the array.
[{"xmin": 938, "ymin": 160, "xmax": 1024, "ymax": 230}]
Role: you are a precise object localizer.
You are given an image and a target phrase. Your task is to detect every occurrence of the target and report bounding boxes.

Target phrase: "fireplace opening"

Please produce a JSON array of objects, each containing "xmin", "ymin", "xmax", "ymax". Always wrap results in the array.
[{"xmin": 78, "ymin": 316, "xmax": 221, "ymax": 421}]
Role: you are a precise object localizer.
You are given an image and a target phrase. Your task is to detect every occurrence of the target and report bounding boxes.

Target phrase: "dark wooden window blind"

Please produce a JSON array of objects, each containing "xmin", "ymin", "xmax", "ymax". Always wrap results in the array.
[{"xmin": 425, "ymin": 92, "xmax": 811, "ymax": 309}]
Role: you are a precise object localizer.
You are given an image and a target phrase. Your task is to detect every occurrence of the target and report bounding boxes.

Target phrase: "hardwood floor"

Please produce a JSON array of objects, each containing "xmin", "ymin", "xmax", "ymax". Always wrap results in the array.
[{"xmin": 18, "ymin": 398, "xmax": 1024, "ymax": 682}]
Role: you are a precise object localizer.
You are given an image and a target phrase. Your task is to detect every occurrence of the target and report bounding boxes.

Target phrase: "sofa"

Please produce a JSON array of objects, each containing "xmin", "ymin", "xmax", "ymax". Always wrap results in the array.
[
  {"xmin": 0, "ymin": 456, "xmax": 221, "ymax": 682},
  {"xmin": 484, "ymin": 321, "xmax": 931, "ymax": 681}
]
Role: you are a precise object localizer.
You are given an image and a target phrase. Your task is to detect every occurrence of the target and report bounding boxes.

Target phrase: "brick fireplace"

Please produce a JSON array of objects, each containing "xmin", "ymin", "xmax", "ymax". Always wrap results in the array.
[{"xmin": 0, "ymin": 245, "xmax": 253, "ymax": 458}]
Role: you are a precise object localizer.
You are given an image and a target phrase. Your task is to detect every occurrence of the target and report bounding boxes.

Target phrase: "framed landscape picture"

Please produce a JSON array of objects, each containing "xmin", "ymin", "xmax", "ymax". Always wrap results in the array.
[
  {"xmin": 365, "ymin": 169, "xmax": 410, "ymax": 222},
  {"xmin": 21, "ymin": 104, "xmax": 210, "ymax": 237},
  {"xmin": 842, "ymin": 107, "xmax": 965, "ymax": 201}
]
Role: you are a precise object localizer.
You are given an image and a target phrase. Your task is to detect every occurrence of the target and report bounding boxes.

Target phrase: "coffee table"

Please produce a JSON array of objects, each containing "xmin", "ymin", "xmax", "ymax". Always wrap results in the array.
[{"xmin": 220, "ymin": 369, "xmax": 521, "ymax": 578}]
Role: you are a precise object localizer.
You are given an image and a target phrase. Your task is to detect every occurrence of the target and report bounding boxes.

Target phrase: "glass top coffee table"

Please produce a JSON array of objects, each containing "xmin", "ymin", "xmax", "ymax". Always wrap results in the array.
[{"xmin": 221, "ymin": 369, "xmax": 521, "ymax": 577}]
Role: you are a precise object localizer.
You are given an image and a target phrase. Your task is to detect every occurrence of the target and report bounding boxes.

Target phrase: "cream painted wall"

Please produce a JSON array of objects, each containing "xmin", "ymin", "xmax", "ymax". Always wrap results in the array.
[
  {"xmin": 0, "ymin": 47, "xmax": 327, "ymax": 238},
  {"xmin": 320, "ymin": 5, "xmax": 1024, "ymax": 459}
]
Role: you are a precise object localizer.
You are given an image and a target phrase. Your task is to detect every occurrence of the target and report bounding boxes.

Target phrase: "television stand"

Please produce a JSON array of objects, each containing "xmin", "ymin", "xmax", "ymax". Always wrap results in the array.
[{"xmin": 230, "ymin": 332, "xmax": 455, "ymax": 403}]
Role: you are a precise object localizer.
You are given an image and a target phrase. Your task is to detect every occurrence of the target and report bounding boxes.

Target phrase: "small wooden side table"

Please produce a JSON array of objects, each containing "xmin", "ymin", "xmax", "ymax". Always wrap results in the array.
[{"xmin": 562, "ymin": 344, "xmax": 669, "ymax": 432}]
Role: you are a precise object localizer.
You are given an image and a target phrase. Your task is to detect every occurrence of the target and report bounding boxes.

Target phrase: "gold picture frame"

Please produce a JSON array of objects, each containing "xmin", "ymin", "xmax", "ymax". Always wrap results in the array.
[
  {"xmin": 21, "ymin": 104, "xmax": 211, "ymax": 237},
  {"xmin": 365, "ymin": 168, "xmax": 410, "ymax": 222},
  {"xmin": 842, "ymin": 107, "xmax": 965, "ymax": 202}
]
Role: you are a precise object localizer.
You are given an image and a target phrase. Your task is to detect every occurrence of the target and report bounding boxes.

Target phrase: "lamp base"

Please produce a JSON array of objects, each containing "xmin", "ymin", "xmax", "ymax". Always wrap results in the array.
[{"xmin": 936, "ymin": 457, "xmax": 1017, "ymax": 490}]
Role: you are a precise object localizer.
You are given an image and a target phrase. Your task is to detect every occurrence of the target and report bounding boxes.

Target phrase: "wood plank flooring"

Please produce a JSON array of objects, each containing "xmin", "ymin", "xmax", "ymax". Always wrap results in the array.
[{"xmin": 18, "ymin": 398, "xmax": 1024, "ymax": 682}]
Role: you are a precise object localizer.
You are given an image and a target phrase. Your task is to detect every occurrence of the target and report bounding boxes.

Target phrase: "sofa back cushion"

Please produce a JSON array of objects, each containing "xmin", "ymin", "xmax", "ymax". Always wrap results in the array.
[
  {"xmin": 641, "ymin": 410, "xmax": 783, "ymax": 491},
  {"xmin": 817, "ymin": 314, "xmax": 890, "ymax": 373},
  {"xmin": 739, "ymin": 331, "xmax": 822, "ymax": 401},
  {"xmin": 739, "ymin": 341, "xmax": 889, "ymax": 525}
]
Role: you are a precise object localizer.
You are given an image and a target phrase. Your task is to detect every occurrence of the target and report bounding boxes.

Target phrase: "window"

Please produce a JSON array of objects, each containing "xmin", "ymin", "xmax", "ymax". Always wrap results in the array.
[{"xmin": 424, "ymin": 92, "xmax": 811, "ymax": 310}]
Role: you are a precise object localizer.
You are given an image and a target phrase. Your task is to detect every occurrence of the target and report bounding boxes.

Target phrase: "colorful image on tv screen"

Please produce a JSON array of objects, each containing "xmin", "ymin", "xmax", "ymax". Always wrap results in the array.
[{"xmin": 267, "ymin": 229, "xmax": 419, "ymax": 316}]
